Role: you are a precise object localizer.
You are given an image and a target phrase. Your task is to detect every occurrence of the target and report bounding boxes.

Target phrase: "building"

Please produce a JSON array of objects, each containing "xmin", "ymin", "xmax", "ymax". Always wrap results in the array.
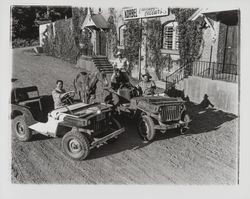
[
  {"xmin": 39, "ymin": 7, "xmax": 239, "ymax": 114},
  {"xmin": 183, "ymin": 8, "xmax": 239, "ymax": 115}
]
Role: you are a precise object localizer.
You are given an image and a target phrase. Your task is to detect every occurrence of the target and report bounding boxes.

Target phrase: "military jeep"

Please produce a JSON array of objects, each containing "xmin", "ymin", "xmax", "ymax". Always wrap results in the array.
[
  {"xmin": 11, "ymin": 86, "xmax": 125, "ymax": 160},
  {"xmin": 105, "ymin": 87, "xmax": 190, "ymax": 141}
]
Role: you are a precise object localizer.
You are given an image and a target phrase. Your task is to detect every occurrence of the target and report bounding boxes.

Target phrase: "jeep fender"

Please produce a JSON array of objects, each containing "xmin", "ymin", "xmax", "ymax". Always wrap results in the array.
[{"xmin": 11, "ymin": 104, "xmax": 37, "ymax": 126}]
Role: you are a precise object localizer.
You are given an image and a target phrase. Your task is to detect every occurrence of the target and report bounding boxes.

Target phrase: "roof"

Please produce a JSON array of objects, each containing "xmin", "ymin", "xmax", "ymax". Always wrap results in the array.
[
  {"xmin": 91, "ymin": 14, "xmax": 108, "ymax": 29},
  {"xmin": 81, "ymin": 13, "xmax": 108, "ymax": 30},
  {"xmin": 188, "ymin": 8, "xmax": 239, "ymax": 21}
]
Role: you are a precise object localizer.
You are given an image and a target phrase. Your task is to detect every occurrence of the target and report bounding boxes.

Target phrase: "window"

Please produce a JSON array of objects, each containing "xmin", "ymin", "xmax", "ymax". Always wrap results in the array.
[
  {"xmin": 119, "ymin": 25, "xmax": 126, "ymax": 46},
  {"xmin": 162, "ymin": 21, "xmax": 179, "ymax": 50}
]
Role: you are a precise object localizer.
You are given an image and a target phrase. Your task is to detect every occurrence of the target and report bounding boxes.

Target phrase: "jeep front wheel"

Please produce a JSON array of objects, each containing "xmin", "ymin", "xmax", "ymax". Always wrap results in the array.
[
  {"xmin": 62, "ymin": 129, "xmax": 90, "ymax": 160},
  {"xmin": 13, "ymin": 116, "xmax": 32, "ymax": 141},
  {"xmin": 138, "ymin": 115, "xmax": 156, "ymax": 141}
]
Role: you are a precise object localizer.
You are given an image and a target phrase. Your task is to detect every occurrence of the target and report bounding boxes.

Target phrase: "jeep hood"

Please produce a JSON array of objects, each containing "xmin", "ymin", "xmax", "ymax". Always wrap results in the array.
[
  {"xmin": 50, "ymin": 102, "xmax": 111, "ymax": 119},
  {"xmin": 131, "ymin": 96, "xmax": 185, "ymax": 105}
]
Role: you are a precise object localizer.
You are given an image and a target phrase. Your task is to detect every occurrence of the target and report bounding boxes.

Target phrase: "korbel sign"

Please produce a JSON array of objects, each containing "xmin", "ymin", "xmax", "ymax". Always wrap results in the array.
[{"xmin": 123, "ymin": 7, "xmax": 169, "ymax": 20}]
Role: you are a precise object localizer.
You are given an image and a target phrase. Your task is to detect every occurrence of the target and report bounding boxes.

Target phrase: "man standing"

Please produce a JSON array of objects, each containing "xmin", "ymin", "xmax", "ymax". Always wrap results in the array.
[{"xmin": 112, "ymin": 51, "xmax": 129, "ymax": 71}]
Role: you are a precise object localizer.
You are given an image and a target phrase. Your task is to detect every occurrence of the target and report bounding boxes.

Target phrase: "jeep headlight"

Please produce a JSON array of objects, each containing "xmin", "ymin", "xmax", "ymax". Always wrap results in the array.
[
  {"xmin": 180, "ymin": 104, "xmax": 185, "ymax": 111},
  {"xmin": 87, "ymin": 120, "xmax": 91, "ymax": 125},
  {"xmin": 158, "ymin": 113, "xmax": 162, "ymax": 121},
  {"xmin": 158, "ymin": 107, "xmax": 162, "ymax": 112},
  {"xmin": 97, "ymin": 109, "xmax": 101, "ymax": 114}
]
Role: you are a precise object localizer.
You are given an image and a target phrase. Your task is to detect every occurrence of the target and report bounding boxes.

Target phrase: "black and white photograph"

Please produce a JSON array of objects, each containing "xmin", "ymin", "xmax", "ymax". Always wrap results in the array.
[{"xmin": 1, "ymin": 0, "xmax": 250, "ymax": 198}]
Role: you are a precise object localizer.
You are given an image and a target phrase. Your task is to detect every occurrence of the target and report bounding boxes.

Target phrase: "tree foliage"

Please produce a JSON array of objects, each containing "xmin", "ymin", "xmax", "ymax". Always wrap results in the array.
[
  {"xmin": 11, "ymin": 6, "xmax": 38, "ymax": 41},
  {"xmin": 11, "ymin": 6, "xmax": 72, "ymax": 47}
]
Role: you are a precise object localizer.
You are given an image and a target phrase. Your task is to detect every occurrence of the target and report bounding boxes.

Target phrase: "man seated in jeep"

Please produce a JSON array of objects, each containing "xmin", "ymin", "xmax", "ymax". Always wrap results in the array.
[
  {"xmin": 137, "ymin": 72, "xmax": 156, "ymax": 95},
  {"xmin": 52, "ymin": 80, "xmax": 74, "ymax": 109},
  {"xmin": 110, "ymin": 66, "xmax": 130, "ymax": 91}
]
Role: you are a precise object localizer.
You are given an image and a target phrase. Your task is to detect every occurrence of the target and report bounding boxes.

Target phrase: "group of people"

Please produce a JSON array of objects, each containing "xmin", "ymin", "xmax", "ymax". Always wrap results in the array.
[
  {"xmin": 110, "ymin": 51, "xmax": 156, "ymax": 94},
  {"xmin": 52, "ymin": 51, "xmax": 156, "ymax": 109}
]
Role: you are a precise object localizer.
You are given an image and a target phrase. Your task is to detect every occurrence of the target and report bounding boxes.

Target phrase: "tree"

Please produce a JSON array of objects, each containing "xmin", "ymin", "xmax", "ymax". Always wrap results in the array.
[
  {"xmin": 11, "ymin": 6, "xmax": 37, "ymax": 40},
  {"xmin": 11, "ymin": 6, "xmax": 72, "ymax": 46}
]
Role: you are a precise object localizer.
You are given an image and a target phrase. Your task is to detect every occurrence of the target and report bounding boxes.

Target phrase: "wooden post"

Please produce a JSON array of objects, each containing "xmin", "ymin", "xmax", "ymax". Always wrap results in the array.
[
  {"xmin": 209, "ymin": 45, "xmax": 213, "ymax": 77},
  {"xmin": 222, "ymin": 25, "xmax": 229, "ymax": 73}
]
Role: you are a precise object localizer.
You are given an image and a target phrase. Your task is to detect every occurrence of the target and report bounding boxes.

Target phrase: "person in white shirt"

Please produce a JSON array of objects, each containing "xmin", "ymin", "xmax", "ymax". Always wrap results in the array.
[{"xmin": 52, "ymin": 80, "xmax": 74, "ymax": 109}]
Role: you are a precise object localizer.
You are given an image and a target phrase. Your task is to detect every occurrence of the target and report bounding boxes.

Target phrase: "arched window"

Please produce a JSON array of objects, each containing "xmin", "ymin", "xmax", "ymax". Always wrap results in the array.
[
  {"xmin": 119, "ymin": 24, "xmax": 126, "ymax": 46},
  {"xmin": 162, "ymin": 21, "xmax": 179, "ymax": 50}
]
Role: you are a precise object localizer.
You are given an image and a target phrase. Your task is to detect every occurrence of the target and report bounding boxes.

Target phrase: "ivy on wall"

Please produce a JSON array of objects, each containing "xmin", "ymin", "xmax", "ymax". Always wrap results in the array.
[
  {"xmin": 123, "ymin": 20, "xmax": 143, "ymax": 73},
  {"xmin": 171, "ymin": 8, "xmax": 203, "ymax": 73},
  {"xmin": 146, "ymin": 19, "xmax": 170, "ymax": 79},
  {"xmin": 43, "ymin": 19, "xmax": 81, "ymax": 63},
  {"xmin": 106, "ymin": 9, "xmax": 118, "ymax": 60},
  {"xmin": 43, "ymin": 7, "xmax": 88, "ymax": 63}
]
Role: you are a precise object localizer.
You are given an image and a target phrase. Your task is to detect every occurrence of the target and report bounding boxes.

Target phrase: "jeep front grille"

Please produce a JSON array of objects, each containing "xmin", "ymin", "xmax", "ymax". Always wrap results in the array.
[
  {"xmin": 93, "ymin": 119, "xmax": 107, "ymax": 132},
  {"xmin": 160, "ymin": 105, "xmax": 181, "ymax": 121}
]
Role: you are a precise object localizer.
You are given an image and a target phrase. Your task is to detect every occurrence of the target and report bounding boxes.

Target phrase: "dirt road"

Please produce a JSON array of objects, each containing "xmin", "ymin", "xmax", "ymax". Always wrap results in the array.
[{"xmin": 11, "ymin": 48, "xmax": 238, "ymax": 184}]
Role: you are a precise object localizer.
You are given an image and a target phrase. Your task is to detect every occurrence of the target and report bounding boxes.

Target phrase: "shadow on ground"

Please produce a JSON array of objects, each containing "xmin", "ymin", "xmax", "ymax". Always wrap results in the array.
[
  {"xmin": 185, "ymin": 102, "xmax": 237, "ymax": 134},
  {"xmin": 88, "ymin": 102, "xmax": 237, "ymax": 160},
  {"xmin": 88, "ymin": 117, "xmax": 151, "ymax": 160}
]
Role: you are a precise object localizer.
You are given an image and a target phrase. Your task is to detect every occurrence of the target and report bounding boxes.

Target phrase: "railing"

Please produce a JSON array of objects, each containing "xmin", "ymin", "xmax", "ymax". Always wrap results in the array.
[
  {"xmin": 165, "ymin": 65, "xmax": 186, "ymax": 90},
  {"xmin": 163, "ymin": 60, "xmax": 238, "ymax": 92},
  {"xmin": 192, "ymin": 61, "xmax": 238, "ymax": 83}
]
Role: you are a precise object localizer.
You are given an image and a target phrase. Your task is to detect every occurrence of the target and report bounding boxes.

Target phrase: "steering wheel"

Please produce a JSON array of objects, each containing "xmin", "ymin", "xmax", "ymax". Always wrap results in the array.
[
  {"xmin": 143, "ymin": 87, "xmax": 155, "ymax": 96},
  {"xmin": 61, "ymin": 91, "xmax": 75, "ymax": 104}
]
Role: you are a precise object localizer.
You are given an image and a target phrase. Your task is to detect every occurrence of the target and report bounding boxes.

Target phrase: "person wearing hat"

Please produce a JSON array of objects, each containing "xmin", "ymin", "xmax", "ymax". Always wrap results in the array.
[
  {"xmin": 113, "ymin": 51, "xmax": 129, "ymax": 71},
  {"xmin": 137, "ymin": 72, "xmax": 156, "ymax": 95},
  {"xmin": 111, "ymin": 67, "xmax": 123, "ymax": 91},
  {"xmin": 200, "ymin": 94, "xmax": 214, "ymax": 108},
  {"xmin": 110, "ymin": 51, "xmax": 131, "ymax": 91}
]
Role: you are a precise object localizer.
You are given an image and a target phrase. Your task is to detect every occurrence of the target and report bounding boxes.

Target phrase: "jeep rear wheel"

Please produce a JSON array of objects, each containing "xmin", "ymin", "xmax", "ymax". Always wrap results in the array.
[
  {"xmin": 138, "ymin": 115, "xmax": 156, "ymax": 141},
  {"xmin": 62, "ymin": 129, "xmax": 90, "ymax": 161},
  {"xmin": 13, "ymin": 116, "xmax": 32, "ymax": 141}
]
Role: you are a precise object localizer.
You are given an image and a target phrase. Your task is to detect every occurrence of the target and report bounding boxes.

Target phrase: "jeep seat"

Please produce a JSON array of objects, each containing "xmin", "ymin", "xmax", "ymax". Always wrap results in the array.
[{"xmin": 13, "ymin": 86, "xmax": 43, "ymax": 121}]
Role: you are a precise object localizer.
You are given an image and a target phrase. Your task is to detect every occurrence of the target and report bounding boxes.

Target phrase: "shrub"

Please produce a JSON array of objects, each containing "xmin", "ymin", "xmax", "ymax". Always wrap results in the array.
[{"xmin": 12, "ymin": 38, "xmax": 39, "ymax": 48}]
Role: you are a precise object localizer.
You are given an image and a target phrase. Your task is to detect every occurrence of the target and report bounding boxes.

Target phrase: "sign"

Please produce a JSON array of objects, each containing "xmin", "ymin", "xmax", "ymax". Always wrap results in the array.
[{"xmin": 123, "ymin": 7, "xmax": 169, "ymax": 20}]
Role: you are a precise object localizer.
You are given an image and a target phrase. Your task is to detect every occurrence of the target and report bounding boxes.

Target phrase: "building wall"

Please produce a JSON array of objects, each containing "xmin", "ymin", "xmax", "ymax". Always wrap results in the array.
[
  {"xmin": 106, "ymin": 8, "xmax": 179, "ymax": 80},
  {"xmin": 183, "ymin": 76, "xmax": 238, "ymax": 115},
  {"xmin": 198, "ymin": 20, "xmax": 220, "ymax": 62}
]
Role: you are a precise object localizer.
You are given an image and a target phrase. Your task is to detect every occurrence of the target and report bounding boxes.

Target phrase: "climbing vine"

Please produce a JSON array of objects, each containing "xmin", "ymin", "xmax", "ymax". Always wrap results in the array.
[
  {"xmin": 123, "ymin": 20, "xmax": 143, "ymax": 73},
  {"xmin": 146, "ymin": 19, "xmax": 170, "ymax": 79},
  {"xmin": 171, "ymin": 8, "xmax": 203, "ymax": 72},
  {"xmin": 106, "ymin": 9, "xmax": 118, "ymax": 60}
]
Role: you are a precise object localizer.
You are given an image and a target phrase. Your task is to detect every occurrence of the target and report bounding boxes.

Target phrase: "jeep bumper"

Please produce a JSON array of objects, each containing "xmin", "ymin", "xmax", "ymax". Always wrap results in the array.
[
  {"xmin": 90, "ymin": 127, "xmax": 125, "ymax": 149},
  {"xmin": 154, "ymin": 120, "xmax": 191, "ymax": 131}
]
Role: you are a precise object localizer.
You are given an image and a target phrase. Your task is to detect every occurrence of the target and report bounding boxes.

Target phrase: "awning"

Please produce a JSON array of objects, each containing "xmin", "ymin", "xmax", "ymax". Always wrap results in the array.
[
  {"xmin": 81, "ymin": 13, "xmax": 109, "ymax": 30},
  {"xmin": 189, "ymin": 8, "xmax": 239, "ymax": 25}
]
